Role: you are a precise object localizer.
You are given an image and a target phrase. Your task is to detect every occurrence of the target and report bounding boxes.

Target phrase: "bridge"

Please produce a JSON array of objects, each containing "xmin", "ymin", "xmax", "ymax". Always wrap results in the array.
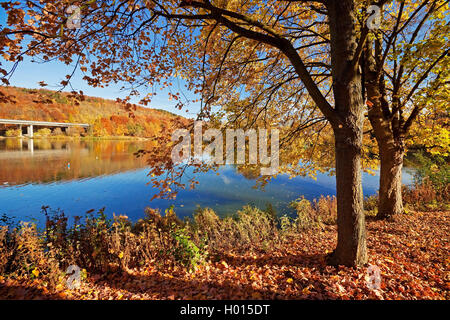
[{"xmin": 0, "ymin": 119, "xmax": 90, "ymax": 138}]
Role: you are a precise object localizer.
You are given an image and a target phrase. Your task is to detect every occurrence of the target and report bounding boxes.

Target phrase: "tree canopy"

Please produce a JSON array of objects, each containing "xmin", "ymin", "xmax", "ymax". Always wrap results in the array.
[{"xmin": 1, "ymin": 0, "xmax": 448, "ymax": 266}]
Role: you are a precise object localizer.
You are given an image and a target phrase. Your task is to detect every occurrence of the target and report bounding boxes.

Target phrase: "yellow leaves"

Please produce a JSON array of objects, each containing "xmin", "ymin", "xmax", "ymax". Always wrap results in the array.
[
  {"xmin": 31, "ymin": 268, "xmax": 39, "ymax": 278},
  {"xmin": 55, "ymin": 283, "xmax": 65, "ymax": 292},
  {"xmin": 407, "ymin": 123, "xmax": 450, "ymax": 157},
  {"xmin": 302, "ymin": 285, "xmax": 312, "ymax": 295},
  {"xmin": 384, "ymin": 257, "xmax": 395, "ymax": 264},
  {"xmin": 286, "ymin": 278, "xmax": 293, "ymax": 284},
  {"xmin": 225, "ymin": 0, "xmax": 240, "ymax": 11},
  {"xmin": 430, "ymin": 164, "xmax": 439, "ymax": 173},
  {"xmin": 118, "ymin": 251, "xmax": 124, "ymax": 259}
]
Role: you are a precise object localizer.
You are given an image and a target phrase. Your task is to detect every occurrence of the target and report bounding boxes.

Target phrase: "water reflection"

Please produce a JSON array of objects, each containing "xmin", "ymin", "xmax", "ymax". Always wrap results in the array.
[
  {"xmin": 0, "ymin": 138, "xmax": 150, "ymax": 186},
  {"xmin": 0, "ymin": 138, "xmax": 415, "ymax": 225}
]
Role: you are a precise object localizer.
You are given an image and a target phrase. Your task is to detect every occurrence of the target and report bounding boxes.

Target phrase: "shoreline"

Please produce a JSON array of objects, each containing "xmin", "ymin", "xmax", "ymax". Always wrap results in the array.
[{"xmin": 0, "ymin": 135, "xmax": 151, "ymax": 141}]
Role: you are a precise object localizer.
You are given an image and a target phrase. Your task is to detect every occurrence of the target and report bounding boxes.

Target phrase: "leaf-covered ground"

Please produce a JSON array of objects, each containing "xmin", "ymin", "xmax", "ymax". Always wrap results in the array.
[{"xmin": 1, "ymin": 211, "xmax": 448, "ymax": 300}]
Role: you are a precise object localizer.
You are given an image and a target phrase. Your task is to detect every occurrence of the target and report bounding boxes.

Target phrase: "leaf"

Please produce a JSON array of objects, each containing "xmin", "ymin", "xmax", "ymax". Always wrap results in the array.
[{"xmin": 32, "ymin": 268, "xmax": 39, "ymax": 278}]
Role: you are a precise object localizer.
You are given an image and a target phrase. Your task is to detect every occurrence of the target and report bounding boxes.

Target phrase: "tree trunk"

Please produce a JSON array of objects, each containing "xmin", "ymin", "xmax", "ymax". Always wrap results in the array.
[
  {"xmin": 325, "ymin": 0, "xmax": 368, "ymax": 267},
  {"xmin": 377, "ymin": 140, "xmax": 405, "ymax": 219},
  {"xmin": 363, "ymin": 17, "xmax": 406, "ymax": 221},
  {"xmin": 328, "ymin": 127, "xmax": 368, "ymax": 267},
  {"xmin": 365, "ymin": 79, "xmax": 406, "ymax": 220}
]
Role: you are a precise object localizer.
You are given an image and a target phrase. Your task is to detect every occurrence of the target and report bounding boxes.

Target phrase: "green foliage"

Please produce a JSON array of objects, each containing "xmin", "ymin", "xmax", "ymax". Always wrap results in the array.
[
  {"xmin": 170, "ymin": 225, "xmax": 204, "ymax": 269},
  {"xmin": 403, "ymin": 151, "xmax": 449, "ymax": 211},
  {"xmin": 410, "ymin": 151, "xmax": 449, "ymax": 193}
]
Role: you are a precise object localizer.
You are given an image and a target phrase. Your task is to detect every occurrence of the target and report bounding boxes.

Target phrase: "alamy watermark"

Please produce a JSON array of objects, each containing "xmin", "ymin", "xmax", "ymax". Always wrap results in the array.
[
  {"xmin": 65, "ymin": 264, "xmax": 81, "ymax": 289},
  {"xmin": 367, "ymin": 5, "xmax": 382, "ymax": 30},
  {"xmin": 171, "ymin": 121, "xmax": 279, "ymax": 175},
  {"xmin": 366, "ymin": 264, "xmax": 381, "ymax": 290},
  {"xmin": 66, "ymin": 5, "xmax": 81, "ymax": 30},
  {"xmin": 65, "ymin": 3, "xmax": 382, "ymax": 31}
]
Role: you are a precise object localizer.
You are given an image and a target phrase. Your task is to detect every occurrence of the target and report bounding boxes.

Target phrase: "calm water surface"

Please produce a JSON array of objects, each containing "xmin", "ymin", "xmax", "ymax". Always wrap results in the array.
[{"xmin": 0, "ymin": 138, "xmax": 415, "ymax": 225}]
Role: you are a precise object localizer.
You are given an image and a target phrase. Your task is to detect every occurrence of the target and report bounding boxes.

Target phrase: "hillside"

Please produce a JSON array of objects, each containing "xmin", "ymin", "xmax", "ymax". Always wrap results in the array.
[{"xmin": 0, "ymin": 86, "xmax": 180, "ymax": 137}]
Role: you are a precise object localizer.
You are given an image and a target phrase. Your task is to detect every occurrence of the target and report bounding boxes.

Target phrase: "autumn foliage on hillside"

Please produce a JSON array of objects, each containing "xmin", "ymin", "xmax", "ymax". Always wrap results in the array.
[{"xmin": 0, "ymin": 86, "xmax": 181, "ymax": 137}]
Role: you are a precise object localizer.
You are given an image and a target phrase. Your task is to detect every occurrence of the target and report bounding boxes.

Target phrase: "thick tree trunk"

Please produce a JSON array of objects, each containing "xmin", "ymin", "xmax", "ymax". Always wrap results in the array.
[
  {"xmin": 326, "ymin": 0, "xmax": 368, "ymax": 267},
  {"xmin": 364, "ymin": 19, "xmax": 406, "ymax": 221},
  {"xmin": 377, "ymin": 140, "xmax": 405, "ymax": 219},
  {"xmin": 328, "ymin": 127, "xmax": 368, "ymax": 267},
  {"xmin": 365, "ymin": 83, "xmax": 406, "ymax": 220}
]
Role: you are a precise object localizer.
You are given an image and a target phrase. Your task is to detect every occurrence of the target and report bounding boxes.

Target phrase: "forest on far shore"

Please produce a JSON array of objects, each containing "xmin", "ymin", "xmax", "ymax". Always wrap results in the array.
[{"xmin": 0, "ymin": 86, "xmax": 182, "ymax": 138}]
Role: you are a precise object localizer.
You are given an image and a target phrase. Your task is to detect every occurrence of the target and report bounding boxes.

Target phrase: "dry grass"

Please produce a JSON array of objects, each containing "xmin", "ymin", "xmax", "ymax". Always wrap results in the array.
[{"xmin": 403, "ymin": 179, "xmax": 450, "ymax": 211}]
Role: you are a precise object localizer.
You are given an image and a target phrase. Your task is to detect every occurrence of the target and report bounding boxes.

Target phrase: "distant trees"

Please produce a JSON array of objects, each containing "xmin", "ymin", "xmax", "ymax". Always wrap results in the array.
[{"xmin": 0, "ymin": 86, "xmax": 175, "ymax": 137}]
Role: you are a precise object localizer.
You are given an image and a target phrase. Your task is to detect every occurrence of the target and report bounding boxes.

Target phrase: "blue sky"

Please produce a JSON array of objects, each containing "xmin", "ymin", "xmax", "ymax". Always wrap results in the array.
[{"xmin": 0, "ymin": 7, "xmax": 200, "ymax": 117}]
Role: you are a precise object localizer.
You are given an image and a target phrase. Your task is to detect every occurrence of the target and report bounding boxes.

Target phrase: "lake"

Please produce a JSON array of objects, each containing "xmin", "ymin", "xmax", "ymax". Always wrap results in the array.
[{"xmin": 0, "ymin": 138, "xmax": 415, "ymax": 225}]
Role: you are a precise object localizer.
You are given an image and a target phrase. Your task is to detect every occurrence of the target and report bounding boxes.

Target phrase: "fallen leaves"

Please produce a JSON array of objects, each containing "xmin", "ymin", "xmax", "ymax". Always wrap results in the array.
[{"xmin": 0, "ymin": 211, "xmax": 448, "ymax": 300}]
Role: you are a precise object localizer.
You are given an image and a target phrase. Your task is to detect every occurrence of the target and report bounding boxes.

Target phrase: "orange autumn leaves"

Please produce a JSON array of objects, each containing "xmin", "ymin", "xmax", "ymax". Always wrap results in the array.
[{"xmin": 0, "ymin": 211, "xmax": 448, "ymax": 300}]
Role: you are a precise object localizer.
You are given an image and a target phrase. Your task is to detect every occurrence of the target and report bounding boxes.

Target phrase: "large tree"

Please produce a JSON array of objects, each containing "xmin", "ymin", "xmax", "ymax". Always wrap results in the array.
[
  {"xmin": 1, "ymin": 0, "xmax": 414, "ymax": 266},
  {"xmin": 362, "ymin": 0, "xmax": 449, "ymax": 219}
]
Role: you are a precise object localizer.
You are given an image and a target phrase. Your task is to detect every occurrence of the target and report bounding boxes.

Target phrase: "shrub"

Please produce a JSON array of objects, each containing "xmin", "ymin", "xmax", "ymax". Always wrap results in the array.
[
  {"xmin": 0, "ymin": 199, "xmax": 341, "ymax": 283},
  {"xmin": 289, "ymin": 195, "xmax": 337, "ymax": 230},
  {"xmin": 191, "ymin": 207, "xmax": 222, "ymax": 245},
  {"xmin": 232, "ymin": 206, "xmax": 278, "ymax": 251},
  {"xmin": 403, "ymin": 151, "xmax": 449, "ymax": 211},
  {"xmin": 66, "ymin": 127, "xmax": 85, "ymax": 137},
  {"xmin": 190, "ymin": 206, "xmax": 278, "ymax": 253},
  {"xmin": 35, "ymin": 128, "xmax": 52, "ymax": 137},
  {"xmin": 127, "ymin": 123, "xmax": 144, "ymax": 136},
  {"xmin": 364, "ymin": 194, "xmax": 379, "ymax": 217},
  {"xmin": 0, "ymin": 221, "xmax": 60, "ymax": 287},
  {"xmin": 403, "ymin": 180, "xmax": 449, "ymax": 211},
  {"xmin": 289, "ymin": 197, "xmax": 315, "ymax": 230},
  {"xmin": 5, "ymin": 128, "xmax": 22, "ymax": 137},
  {"xmin": 313, "ymin": 195, "xmax": 337, "ymax": 225},
  {"xmin": 171, "ymin": 226, "xmax": 205, "ymax": 269},
  {"xmin": 52, "ymin": 127, "xmax": 64, "ymax": 136}
]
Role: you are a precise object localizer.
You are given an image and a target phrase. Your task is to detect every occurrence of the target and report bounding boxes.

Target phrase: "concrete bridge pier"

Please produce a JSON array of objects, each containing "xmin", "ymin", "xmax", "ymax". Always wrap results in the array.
[
  {"xmin": 27, "ymin": 125, "xmax": 33, "ymax": 138},
  {"xmin": 27, "ymin": 138, "xmax": 34, "ymax": 154}
]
